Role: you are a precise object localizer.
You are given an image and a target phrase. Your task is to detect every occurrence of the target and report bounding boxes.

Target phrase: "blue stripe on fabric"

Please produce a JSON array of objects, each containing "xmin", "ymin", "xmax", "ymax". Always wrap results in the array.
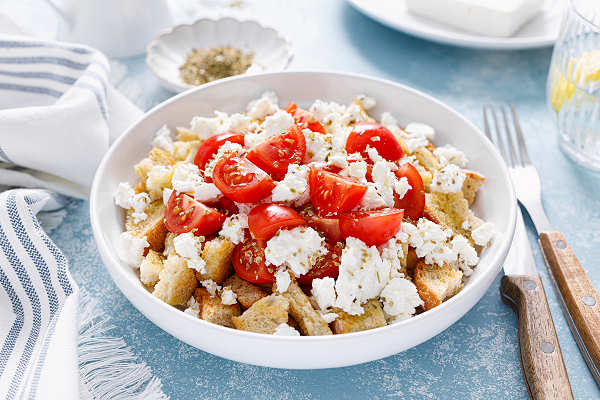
[
  {"xmin": 76, "ymin": 82, "xmax": 108, "ymax": 122},
  {"xmin": 0, "ymin": 83, "xmax": 62, "ymax": 98},
  {"xmin": 0, "ymin": 40, "xmax": 92, "ymax": 54},
  {"xmin": 0, "ymin": 69, "xmax": 75, "ymax": 85},
  {"xmin": 0, "ymin": 221, "xmax": 42, "ymax": 399},
  {"xmin": 0, "ymin": 56, "xmax": 88, "ymax": 70},
  {"xmin": 23, "ymin": 194, "xmax": 73, "ymax": 297},
  {"xmin": 0, "ymin": 270, "xmax": 24, "ymax": 381}
]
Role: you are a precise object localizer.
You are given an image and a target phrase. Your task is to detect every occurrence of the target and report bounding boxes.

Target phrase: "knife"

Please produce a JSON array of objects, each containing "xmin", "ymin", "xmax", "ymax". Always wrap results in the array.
[{"xmin": 500, "ymin": 209, "xmax": 573, "ymax": 399}]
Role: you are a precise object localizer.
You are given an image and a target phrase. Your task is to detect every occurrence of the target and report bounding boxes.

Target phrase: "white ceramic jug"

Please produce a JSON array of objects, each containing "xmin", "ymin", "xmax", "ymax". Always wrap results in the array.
[{"xmin": 45, "ymin": 0, "xmax": 173, "ymax": 58}]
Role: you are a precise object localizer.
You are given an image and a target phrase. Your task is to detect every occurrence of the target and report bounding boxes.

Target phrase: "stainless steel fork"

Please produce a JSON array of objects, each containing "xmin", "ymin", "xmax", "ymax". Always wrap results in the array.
[{"xmin": 484, "ymin": 104, "xmax": 600, "ymax": 387}]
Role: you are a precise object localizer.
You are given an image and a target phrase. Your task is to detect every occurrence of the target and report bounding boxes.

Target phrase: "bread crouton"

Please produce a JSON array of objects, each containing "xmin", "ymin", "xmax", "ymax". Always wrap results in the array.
[
  {"xmin": 126, "ymin": 201, "xmax": 167, "ymax": 253},
  {"xmin": 223, "ymin": 274, "xmax": 268, "ymax": 309},
  {"xmin": 139, "ymin": 250, "xmax": 164, "ymax": 286},
  {"xmin": 194, "ymin": 288, "xmax": 241, "ymax": 328},
  {"xmin": 232, "ymin": 294, "xmax": 290, "ymax": 334},
  {"xmin": 175, "ymin": 127, "xmax": 200, "ymax": 142},
  {"xmin": 413, "ymin": 261, "xmax": 462, "ymax": 311},
  {"xmin": 172, "ymin": 140, "xmax": 201, "ymax": 162},
  {"xmin": 279, "ymin": 278, "xmax": 332, "ymax": 336},
  {"xmin": 153, "ymin": 254, "xmax": 198, "ymax": 306},
  {"xmin": 424, "ymin": 192, "xmax": 483, "ymax": 243},
  {"xmin": 462, "ymin": 169, "xmax": 486, "ymax": 206},
  {"xmin": 413, "ymin": 147, "xmax": 441, "ymax": 172},
  {"xmin": 331, "ymin": 299, "xmax": 387, "ymax": 334},
  {"xmin": 195, "ymin": 237, "xmax": 235, "ymax": 284},
  {"xmin": 134, "ymin": 148, "xmax": 175, "ymax": 180}
]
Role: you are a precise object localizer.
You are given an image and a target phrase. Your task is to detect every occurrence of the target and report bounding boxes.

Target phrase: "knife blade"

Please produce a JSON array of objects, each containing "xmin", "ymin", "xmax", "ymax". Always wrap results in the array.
[{"xmin": 500, "ymin": 209, "xmax": 573, "ymax": 399}]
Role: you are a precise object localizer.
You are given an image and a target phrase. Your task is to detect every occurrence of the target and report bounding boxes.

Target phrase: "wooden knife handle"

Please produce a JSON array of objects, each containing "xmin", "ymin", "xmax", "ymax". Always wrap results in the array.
[
  {"xmin": 539, "ymin": 231, "xmax": 600, "ymax": 376},
  {"xmin": 501, "ymin": 275, "xmax": 573, "ymax": 400}
]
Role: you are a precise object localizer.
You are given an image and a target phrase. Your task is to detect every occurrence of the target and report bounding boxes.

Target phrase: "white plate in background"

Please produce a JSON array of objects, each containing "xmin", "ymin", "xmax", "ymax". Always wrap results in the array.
[{"xmin": 347, "ymin": 0, "xmax": 564, "ymax": 50}]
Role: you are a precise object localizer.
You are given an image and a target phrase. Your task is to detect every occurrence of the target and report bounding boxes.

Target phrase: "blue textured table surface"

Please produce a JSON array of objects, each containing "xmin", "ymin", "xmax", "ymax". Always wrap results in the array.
[{"xmin": 6, "ymin": 0, "xmax": 600, "ymax": 398}]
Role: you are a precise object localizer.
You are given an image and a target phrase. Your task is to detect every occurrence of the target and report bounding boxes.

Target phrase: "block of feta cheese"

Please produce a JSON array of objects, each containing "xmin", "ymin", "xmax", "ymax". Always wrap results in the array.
[{"xmin": 405, "ymin": 0, "xmax": 544, "ymax": 38}]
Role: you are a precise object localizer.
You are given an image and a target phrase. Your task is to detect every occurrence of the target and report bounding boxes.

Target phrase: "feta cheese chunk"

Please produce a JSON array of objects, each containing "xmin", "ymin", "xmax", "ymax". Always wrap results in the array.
[
  {"xmin": 117, "ymin": 232, "xmax": 149, "ymax": 268},
  {"xmin": 405, "ymin": 0, "xmax": 544, "ymax": 38},
  {"xmin": 194, "ymin": 182, "xmax": 222, "ymax": 202},
  {"xmin": 359, "ymin": 184, "xmax": 387, "ymax": 210},
  {"xmin": 312, "ymin": 277, "xmax": 337, "ymax": 310},
  {"xmin": 265, "ymin": 227, "xmax": 327, "ymax": 276},
  {"xmin": 403, "ymin": 219, "xmax": 455, "ymax": 266},
  {"xmin": 334, "ymin": 237, "xmax": 391, "ymax": 315},
  {"xmin": 405, "ymin": 122, "xmax": 435, "ymax": 141},
  {"xmin": 171, "ymin": 163, "xmax": 202, "ymax": 193},
  {"xmin": 201, "ymin": 279, "xmax": 221, "ymax": 297},
  {"xmin": 471, "ymin": 222, "xmax": 495, "ymax": 246},
  {"xmin": 274, "ymin": 269, "xmax": 292, "ymax": 293},
  {"xmin": 431, "ymin": 164, "xmax": 466, "ymax": 193},
  {"xmin": 271, "ymin": 164, "xmax": 310, "ymax": 203},
  {"xmin": 380, "ymin": 278, "xmax": 423, "ymax": 321},
  {"xmin": 220, "ymin": 287, "xmax": 238, "ymax": 305},
  {"xmin": 184, "ymin": 295, "xmax": 201, "ymax": 317},
  {"xmin": 219, "ymin": 213, "xmax": 247, "ymax": 245},
  {"xmin": 450, "ymin": 234, "xmax": 479, "ymax": 275},
  {"xmin": 244, "ymin": 110, "xmax": 294, "ymax": 147},
  {"xmin": 273, "ymin": 323, "xmax": 301, "ymax": 336},
  {"xmin": 114, "ymin": 182, "xmax": 150, "ymax": 223},
  {"xmin": 303, "ymin": 129, "xmax": 334, "ymax": 162},
  {"xmin": 319, "ymin": 312, "xmax": 339, "ymax": 324},
  {"xmin": 152, "ymin": 125, "xmax": 174, "ymax": 154},
  {"xmin": 173, "ymin": 232, "xmax": 206, "ymax": 273},
  {"xmin": 354, "ymin": 94, "xmax": 376, "ymax": 110},
  {"xmin": 434, "ymin": 144, "xmax": 468, "ymax": 167},
  {"xmin": 203, "ymin": 141, "xmax": 244, "ymax": 177},
  {"xmin": 246, "ymin": 91, "xmax": 279, "ymax": 119}
]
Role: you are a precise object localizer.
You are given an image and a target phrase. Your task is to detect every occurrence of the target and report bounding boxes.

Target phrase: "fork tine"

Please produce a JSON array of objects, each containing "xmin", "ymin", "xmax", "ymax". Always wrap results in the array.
[
  {"xmin": 490, "ymin": 106, "xmax": 510, "ymax": 165},
  {"xmin": 482, "ymin": 106, "xmax": 493, "ymax": 140},
  {"xmin": 510, "ymin": 104, "xmax": 531, "ymax": 165},
  {"xmin": 501, "ymin": 105, "xmax": 519, "ymax": 167}
]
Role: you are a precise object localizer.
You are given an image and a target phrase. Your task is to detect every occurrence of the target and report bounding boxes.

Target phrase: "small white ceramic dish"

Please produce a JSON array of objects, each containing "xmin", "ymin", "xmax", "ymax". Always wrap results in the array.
[
  {"xmin": 347, "ymin": 0, "xmax": 564, "ymax": 50},
  {"xmin": 146, "ymin": 18, "xmax": 293, "ymax": 93},
  {"xmin": 90, "ymin": 71, "xmax": 516, "ymax": 369}
]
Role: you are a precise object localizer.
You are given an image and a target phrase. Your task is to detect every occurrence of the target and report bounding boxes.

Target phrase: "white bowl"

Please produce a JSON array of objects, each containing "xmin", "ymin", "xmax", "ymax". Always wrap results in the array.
[
  {"xmin": 146, "ymin": 18, "xmax": 293, "ymax": 93},
  {"xmin": 90, "ymin": 71, "xmax": 516, "ymax": 369}
]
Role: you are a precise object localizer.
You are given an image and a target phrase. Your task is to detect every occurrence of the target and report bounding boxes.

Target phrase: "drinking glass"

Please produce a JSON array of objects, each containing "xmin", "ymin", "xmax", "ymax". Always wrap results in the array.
[{"xmin": 548, "ymin": 0, "xmax": 600, "ymax": 171}]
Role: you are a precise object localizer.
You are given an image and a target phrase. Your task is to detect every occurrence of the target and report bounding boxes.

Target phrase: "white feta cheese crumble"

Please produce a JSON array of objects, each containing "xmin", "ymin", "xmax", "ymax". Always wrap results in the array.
[
  {"xmin": 203, "ymin": 141, "xmax": 244, "ymax": 177},
  {"xmin": 371, "ymin": 161, "xmax": 408, "ymax": 207},
  {"xmin": 117, "ymin": 232, "xmax": 149, "ymax": 268},
  {"xmin": 334, "ymin": 237, "xmax": 391, "ymax": 315},
  {"xmin": 273, "ymin": 323, "xmax": 300, "ymax": 336},
  {"xmin": 319, "ymin": 312, "xmax": 339, "ymax": 324},
  {"xmin": 274, "ymin": 269, "xmax": 292, "ymax": 293},
  {"xmin": 340, "ymin": 160, "xmax": 367, "ymax": 182},
  {"xmin": 219, "ymin": 214, "xmax": 247, "ymax": 245},
  {"xmin": 272, "ymin": 164, "xmax": 310, "ymax": 203},
  {"xmin": 431, "ymin": 164, "xmax": 466, "ymax": 193},
  {"xmin": 355, "ymin": 94, "xmax": 376, "ymax": 110},
  {"xmin": 246, "ymin": 91, "xmax": 279, "ymax": 120},
  {"xmin": 379, "ymin": 231, "xmax": 409, "ymax": 278},
  {"xmin": 450, "ymin": 234, "xmax": 479, "ymax": 275},
  {"xmin": 303, "ymin": 129, "xmax": 334, "ymax": 162},
  {"xmin": 244, "ymin": 110, "xmax": 294, "ymax": 148},
  {"xmin": 366, "ymin": 146, "xmax": 385, "ymax": 163},
  {"xmin": 359, "ymin": 184, "xmax": 387, "ymax": 210},
  {"xmin": 220, "ymin": 287, "xmax": 238, "ymax": 305},
  {"xmin": 183, "ymin": 295, "xmax": 201, "ymax": 317},
  {"xmin": 152, "ymin": 125, "xmax": 174, "ymax": 154},
  {"xmin": 171, "ymin": 163, "xmax": 202, "ymax": 193},
  {"xmin": 190, "ymin": 116, "xmax": 217, "ymax": 139},
  {"xmin": 405, "ymin": 122, "xmax": 435, "ymax": 140},
  {"xmin": 328, "ymin": 152, "xmax": 348, "ymax": 169},
  {"xmin": 311, "ymin": 277, "xmax": 337, "ymax": 310},
  {"xmin": 146, "ymin": 165, "xmax": 173, "ymax": 197},
  {"xmin": 265, "ymin": 227, "xmax": 327, "ymax": 276},
  {"xmin": 471, "ymin": 222, "xmax": 495, "ymax": 246},
  {"xmin": 201, "ymin": 279, "xmax": 221, "ymax": 297},
  {"xmin": 434, "ymin": 144, "xmax": 468, "ymax": 167},
  {"xmin": 395, "ymin": 176, "xmax": 412, "ymax": 200},
  {"xmin": 380, "ymin": 278, "xmax": 423, "ymax": 321},
  {"xmin": 114, "ymin": 182, "xmax": 150, "ymax": 223},
  {"xmin": 163, "ymin": 188, "xmax": 173, "ymax": 206},
  {"xmin": 173, "ymin": 232, "xmax": 206, "ymax": 273},
  {"xmin": 403, "ymin": 219, "xmax": 456, "ymax": 266},
  {"xmin": 194, "ymin": 182, "xmax": 222, "ymax": 202},
  {"xmin": 462, "ymin": 219, "xmax": 470, "ymax": 230}
]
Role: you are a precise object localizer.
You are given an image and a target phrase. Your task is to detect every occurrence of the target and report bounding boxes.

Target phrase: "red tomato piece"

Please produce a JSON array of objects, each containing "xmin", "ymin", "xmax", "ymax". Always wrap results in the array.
[
  {"xmin": 213, "ymin": 155, "xmax": 275, "ymax": 203},
  {"xmin": 339, "ymin": 208, "xmax": 404, "ymax": 246},
  {"xmin": 297, "ymin": 242, "xmax": 343, "ymax": 286},
  {"xmin": 248, "ymin": 203, "xmax": 306, "ymax": 241},
  {"xmin": 285, "ymin": 102, "xmax": 326, "ymax": 134},
  {"xmin": 246, "ymin": 125, "xmax": 306, "ymax": 180},
  {"xmin": 346, "ymin": 122, "xmax": 404, "ymax": 162},
  {"xmin": 394, "ymin": 163, "xmax": 425, "ymax": 221},
  {"xmin": 232, "ymin": 239, "xmax": 275, "ymax": 284},
  {"xmin": 300, "ymin": 206, "xmax": 342, "ymax": 243},
  {"xmin": 193, "ymin": 132, "xmax": 245, "ymax": 171},
  {"xmin": 308, "ymin": 167, "xmax": 368, "ymax": 217},
  {"xmin": 204, "ymin": 195, "xmax": 238, "ymax": 216},
  {"xmin": 164, "ymin": 191, "xmax": 225, "ymax": 236}
]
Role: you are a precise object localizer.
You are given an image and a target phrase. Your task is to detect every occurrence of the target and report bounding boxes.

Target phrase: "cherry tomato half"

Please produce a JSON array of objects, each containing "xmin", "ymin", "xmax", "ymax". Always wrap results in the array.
[
  {"xmin": 248, "ymin": 203, "xmax": 306, "ymax": 241},
  {"xmin": 308, "ymin": 167, "xmax": 368, "ymax": 217},
  {"xmin": 213, "ymin": 155, "xmax": 275, "ymax": 203},
  {"xmin": 165, "ymin": 191, "xmax": 225, "ymax": 236},
  {"xmin": 394, "ymin": 163, "xmax": 425, "ymax": 221},
  {"xmin": 232, "ymin": 239, "xmax": 275, "ymax": 284},
  {"xmin": 193, "ymin": 132, "xmax": 245, "ymax": 173},
  {"xmin": 297, "ymin": 242, "xmax": 342, "ymax": 286},
  {"xmin": 300, "ymin": 206, "xmax": 342, "ymax": 243},
  {"xmin": 285, "ymin": 102, "xmax": 326, "ymax": 134},
  {"xmin": 246, "ymin": 125, "xmax": 306, "ymax": 180},
  {"xmin": 346, "ymin": 122, "xmax": 404, "ymax": 162},
  {"xmin": 339, "ymin": 208, "xmax": 404, "ymax": 246}
]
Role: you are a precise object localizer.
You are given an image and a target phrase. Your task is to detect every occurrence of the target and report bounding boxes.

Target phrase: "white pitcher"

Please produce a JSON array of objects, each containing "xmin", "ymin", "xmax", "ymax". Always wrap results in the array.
[{"xmin": 45, "ymin": 0, "xmax": 173, "ymax": 58}]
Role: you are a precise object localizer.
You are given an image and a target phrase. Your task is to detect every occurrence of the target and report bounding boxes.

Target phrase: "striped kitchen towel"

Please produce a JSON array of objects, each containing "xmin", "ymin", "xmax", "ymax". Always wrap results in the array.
[{"xmin": 0, "ymin": 34, "xmax": 142, "ymax": 198}]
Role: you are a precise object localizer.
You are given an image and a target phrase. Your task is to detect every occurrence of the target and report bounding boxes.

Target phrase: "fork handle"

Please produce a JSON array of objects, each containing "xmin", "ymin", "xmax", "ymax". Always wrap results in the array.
[
  {"xmin": 501, "ymin": 275, "xmax": 573, "ymax": 399},
  {"xmin": 539, "ymin": 231, "xmax": 600, "ymax": 379}
]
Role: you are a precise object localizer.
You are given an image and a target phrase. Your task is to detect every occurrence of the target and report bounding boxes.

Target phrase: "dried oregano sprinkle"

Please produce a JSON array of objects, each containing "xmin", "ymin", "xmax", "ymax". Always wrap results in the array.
[{"xmin": 179, "ymin": 46, "xmax": 254, "ymax": 86}]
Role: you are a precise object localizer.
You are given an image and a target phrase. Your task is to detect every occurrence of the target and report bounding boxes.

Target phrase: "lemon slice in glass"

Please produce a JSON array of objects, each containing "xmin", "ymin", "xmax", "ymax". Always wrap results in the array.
[{"xmin": 550, "ymin": 50, "xmax": 600, "ymax": 112}]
